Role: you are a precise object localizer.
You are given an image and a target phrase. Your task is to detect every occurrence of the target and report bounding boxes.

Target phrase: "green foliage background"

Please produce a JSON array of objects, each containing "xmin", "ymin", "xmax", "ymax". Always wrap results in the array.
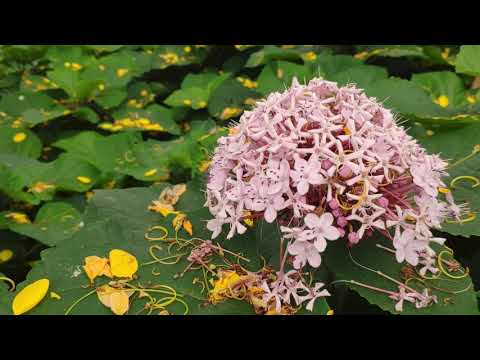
[{"xmin": 0, "ymin": 45, "xmax": 479, "ymax": 315}]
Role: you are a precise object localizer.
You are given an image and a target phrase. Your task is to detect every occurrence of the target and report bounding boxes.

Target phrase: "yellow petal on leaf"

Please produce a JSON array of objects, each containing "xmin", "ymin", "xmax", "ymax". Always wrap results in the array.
[
  {"xmin": 109, "ymin": 291, "xmax": 130, "ymax": 315},
  {"xmin": 144, "ymin": 168, "xmax": 157, "ymax": 177},
  {"xmin": 12, "ymin": 279, "xmax": 50, "ymax": 315},
  {"xmin": 109, "ymin": 249, "xmax": 138, "ymax": 278},
  {"xmin": 50, "ymin": 292, "xmax": 61, "ymax": 300},
  {"xmin": 76, "ymin": 176, "xmax": 92, "ymax": 184},
  {"xmin": 183, "ymin": 220, "xmax": 193, "ymax": 236},
  {"xmin": 96, "ymin": 285, "xmax": 132, "ymax": 315},
  {"xmin": 13, "ymin": 132, "xmax": 27, "ymax": 143},
  {"xmin": 83, "ymin": 256, "xmax": 112, "ymax": 283},
  {"xmin": 0, "ymin": 249, "xmax": 13, "ymax": 263}
]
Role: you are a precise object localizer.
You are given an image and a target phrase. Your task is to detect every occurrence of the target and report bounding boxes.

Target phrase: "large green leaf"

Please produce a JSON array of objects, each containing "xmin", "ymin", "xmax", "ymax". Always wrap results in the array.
[
  {"xmin": 9, "ymin": 202, "xmax": 83, "ymax": 246},
  {"xmin": 408, "ymin": 123, "xmax": 480, "ymax": 237},
  {"xmin": 0, "ymin": 125, "xmax": 42, "ymax": 158},
  {"xmin": 455, "ymin": 45, "xmax": 480, "ymax": 76},
  {"xmin": 256, "ymin": 61, "xmax": 314, "ymax": 96},
  {"xmin": 245, "ymin": 46, "xmax": 303, "ymax": 68},
  {"xmin": 325, "ymin": 235, "xmax": 478, "ymax": 314}
]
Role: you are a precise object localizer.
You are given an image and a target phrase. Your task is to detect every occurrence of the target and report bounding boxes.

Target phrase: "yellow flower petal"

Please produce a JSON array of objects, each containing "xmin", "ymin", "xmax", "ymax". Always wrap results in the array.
[
  {"xmin": 83, "ymin": 256, "xmax": 113, "ymax": 283},
  {"xmin": 71, "ymin": 63, "xmax": 82, "ymax": 71},
  {"xmin": 183, "ymin": 99, "xmax": 192, "ymax": 106},
  {"xmin": 29, "ymin": 181, "xmax": 55, "ymax": 194},
  {"xmin": 303, "ymin": 51, "xmax": 317, "ymax": 61},
  {"xmin": 116, "ymin": 68, "xmax": 129, "ymax": 78},
  {"xmin": 5, "ymin": 212, "xmax": 30, "ymax": 224},
  {"xmin": 12, "ymin": 279, "xmax": 50, "ymax": 315},
  {"xmin": 327, "ymin": 309, "xmax": 334, "ymax": 315},
  {"xmin": 144, "ymin": 168, "xmax": 157, "ymax": 177},
  {"xmin": 109, "ymin": 249, "xmax": 138, "ymax": 278},
  {"xmin": 109, "ymin": 290, "xmax": 130, "ymax": 315},
  {"xmin": 0, "ymin": 249, "xmax": 13, "ymax": 263},
  {"xmin": 50, "ymin": 292, "xmax": 61, "ymax": 300},
  {"xmin": 76, "ymin": 176, "xmax": 92, "ymax": 184},
  {"xmin": 13, "ymin": 132, "xmax": 27, "ymax": 143},
  {"xmin": 434, "ymin": 95, "xmax": 449, "ymax": 108},
  {"xmin": 183, "ymin": 220, "xmax": 193, "ymax": 236}
]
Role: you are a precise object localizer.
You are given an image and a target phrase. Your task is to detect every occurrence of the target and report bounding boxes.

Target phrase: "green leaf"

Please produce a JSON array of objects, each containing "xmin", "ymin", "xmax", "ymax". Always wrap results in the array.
[
  {"xmin": 355, "ymin": 45, "xmax": 427, "ymax": 59},
  {"xmin": 309, "ymin": 54, "xmax": 363, "ymax": 79},
  {"xmin": 245, "ymin": 46, "xmax": 303, "ymax": 68},
  {"xmin": 328, "ymin": 64, "xmax": 388, "ymax": 89},
  {"xmin": 256, "ymin": 61, "xmax": 313, "ymax": 96},
  {"xmin": 411, "ymin": 71, "xmax": 469, "ymax": 108},
  {"xmin": 455, "ymin": 45, "xmax": 480, "ymax": 76},
  {"xmin": 9, "ymin": 202, "xmax": 83, "ymax": 246},
  {"xmin": 0, "ymin": 125, "xmax": 42, "ymax": 158},
  {"xmin": 325, "ymin": 235, "xmax": 478, "ymax": 314},
  {"xmin": 84, "ymin": 45, "xmax": 125, "ymax": 53},
  {"xmin": 208, "ymin": 78, "xmax": 259, "ymax": 120},
  {"xmin": 164, "ymin": 87, "xmax": 210, "ymax": 109},
  {"xmin": 408, "ymin": 123, "xmax": 480, "ymax": 237}
]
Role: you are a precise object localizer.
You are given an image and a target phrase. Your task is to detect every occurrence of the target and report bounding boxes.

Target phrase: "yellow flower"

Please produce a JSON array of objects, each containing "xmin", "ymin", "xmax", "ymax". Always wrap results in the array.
[
  {"xmin": 116, "ymin": 68, "xmax": 129, "ymax": 78},
  {"xmin": 426, "ymin": 129, "xmax": 434, "ymax": 136},
  {"xmin": 5, "ymin": 212, "xmax": 30, "ymax": 224},
  {"xmin": 13, "ymin": 132, "xmax": 27, "ymax": 143},
  {"xmin": 244, "ymin": 98, "xmax": 257, "ymax": 106},
  {"xmin": 71, "ymin": 63, "xmax": 82, "ymax": 71},
  {"xmin": 99, "ymin": 123, "xmax": 113, "ymax": 130},
  {"xmin": 434, "ymin": 95, "xmax": 449, "ymax": 108},
  {"xmin": 243, "ymin": 79, "xmax": 257, "ymax": 89},
  {"xmin": 183, "ymin": 220, "xmax": 193, "ymax": 236},
  {"xmin": 109, "ymin": 249, "xmax": 138, "ymax": 278},
  {"xmin": 83, "ymin": 255, "xmax": 113, "ymax": 283},
  {"xmin": 76, "ymin": 176, "xmax": 92, "ymax": 184},
  {"xmin": 0, "ymin": 249, "xmax": 13, "ymax": 263},
  {"xmin": 220, "ymin": 107, "xmax": 243, "ymax": 120},
  {"xmin": 12, "ymin": 279, "xmax": 50, "ymax": 315},
  {"xmin": 183, "ymin": 46, "xmax": 192, "ymax": 53},
  {"xmin": 303, "ymin": 51, "xmax": 317, "ymax": 61},
  {"xmin": 144, "ymin": 168, "xmax": 157, "ymax": 177}
]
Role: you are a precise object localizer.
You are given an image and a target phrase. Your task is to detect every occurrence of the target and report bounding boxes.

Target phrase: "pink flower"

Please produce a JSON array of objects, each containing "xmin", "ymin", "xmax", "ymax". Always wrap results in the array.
[
  {"xmin": 290, "ymin": 155, "xmax": 325, "ymax": 195},
  {"xmin": 393, "ymin": 229, "xmax": 428, "ymax": 266},
  {"xmin": 304, "ymin": 213, "xmax": 340, "ymax": 252},
  {"xmin": 288, "ymin": 240, "xmax": 322, "ymax": 269}
]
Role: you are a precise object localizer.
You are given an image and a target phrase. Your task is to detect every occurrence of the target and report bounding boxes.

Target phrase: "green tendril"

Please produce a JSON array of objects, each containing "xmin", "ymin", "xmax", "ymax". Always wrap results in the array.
[
  {"xmin": 65, "ymin": 289, "xmax": 97, "ymax": 315},
  {"xmin": 0, "ymin": 276, "xmax": 16, "ymax": 291},
  {"xmin": 437, "ymin": 251, "xmax": 469, "ymax": 279}
]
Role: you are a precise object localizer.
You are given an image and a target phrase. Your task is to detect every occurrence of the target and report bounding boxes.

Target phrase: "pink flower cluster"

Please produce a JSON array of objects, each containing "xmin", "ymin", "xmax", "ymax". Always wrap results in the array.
[{"xmin": 205, "ymin": 77, "xmax": 463, "ymax": 276}]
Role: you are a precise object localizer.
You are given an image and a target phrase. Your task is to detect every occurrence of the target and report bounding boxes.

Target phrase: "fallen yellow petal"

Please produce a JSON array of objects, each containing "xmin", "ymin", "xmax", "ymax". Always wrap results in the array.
[
  {"xmin": 144, "ymin": 168, "xmax": 157, "ymax": 177},
  {"xmin": 434, "ymin": 95, "xmax": 449, "ymax": 108},
  {"xmin": 327, "ymin": 309, "xmax": 334, "ymax": 315},
  {"xmin": 109, "ymin": 290, "xmax": 130, "ymax": 315},
  {"xmin": 116, "ymin": 68, "xmax": 129, "ymax": 78},
  {"xmin": 50, "ymin": 292, "xmax": 61, "ymax": 300},
  {"xmin": 83, "ymin": 256, "xmax": 113, "ymax": 283},
  {"xmin": 5, "ymin": 212, "xmax": 30, "ymax": 224},
  {"xmin": 183, "ymin": 220, "xmax": 193, "ymax": 236},
  {"xmin": 13, "ymin": 132, "xmax": 27, "ymax": 143},
  {"xmin": 76, "ymin": 176, "xmax": 92, "ymax": 184},
  {"xmin": 12, "ymin": 279, "xmax": 50, "ymax": 315},
  {"xmin": 0, "ymin": 249, "xmax": 13, "ymax": 263},
  {"xmin": 109, "ymin": 249, "xmax": 138, "ymax": 278}
]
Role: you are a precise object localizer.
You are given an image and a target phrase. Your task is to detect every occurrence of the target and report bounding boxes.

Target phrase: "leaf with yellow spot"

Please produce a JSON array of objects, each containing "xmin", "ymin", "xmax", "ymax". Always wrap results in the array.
[
  {"xmin": 109, "ymin": 249, "xmax": 138, "ymax": 278},
  {"xmin": 12, "ymin": 132, "xmax": 27, "ymax": 143},
  {"xmin": 76, "ymin": 176, "xmax": 92, "ymax": 184},
  {"xmin": 12, "ymin": 279, "xmax": 49, "ymax": 315}
]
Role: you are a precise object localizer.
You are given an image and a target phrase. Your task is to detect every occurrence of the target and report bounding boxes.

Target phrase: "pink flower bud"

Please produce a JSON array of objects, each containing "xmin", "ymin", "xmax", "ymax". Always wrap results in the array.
[
  {"xmin": 337, "ymin": 216, "xmax": 347, "ymax": 227},
  {"xmin": 337, "ymin": 227, "xmax": 346, "ymax": 237},
  {"xmin": 338, "ymin": 165, "xmax": 352, "ymax": 179},
  {"xmin": 348, "ymin": 232, "xmax": 359, "ymax": 245},
  {"xmin": 377, "ymin": 197, "xmax": 389, "ymax": 208},
  {"xmin": 332, "ymin": 209, "xmax": 341, "ymax": 217},
  {"xmin": 322, "ymin": 159, "xmax": 333, "ymax": 170},
  {"xmin": 328, "ymin": 199, "xmax": 339, "ymax": 210}
]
